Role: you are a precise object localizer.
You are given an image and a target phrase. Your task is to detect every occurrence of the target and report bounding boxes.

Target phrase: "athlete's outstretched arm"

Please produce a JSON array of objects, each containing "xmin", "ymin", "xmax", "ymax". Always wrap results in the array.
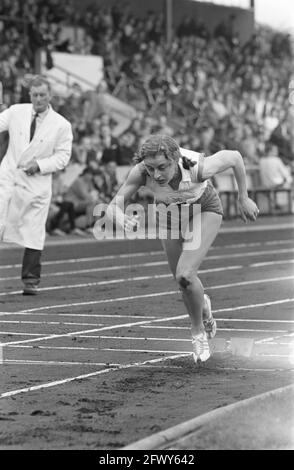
[
  {"xmin": 201, "ymin": 150, "xmax": 259, "ymax": 222},
  {"xmin": 107, "ymin": 165, "xmax": 145, "ymax": 231}
]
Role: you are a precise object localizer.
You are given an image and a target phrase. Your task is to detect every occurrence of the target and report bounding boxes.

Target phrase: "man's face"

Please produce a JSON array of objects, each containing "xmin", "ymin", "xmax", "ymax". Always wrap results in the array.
[
  {"xmin": 105, "ymin": 162, "xmax": 117, "ymax": 176},
  {"xmin": 101, "ymin": 125, "xmax": 111, "ymax": 138},
  {"xmin": 82, "ymin": 137, "xmax": 92, "ymax": 150},
  {"xmin": 30, "ymin": 84, "xmax": 51, "ymax": 113},
  {"xmin": 94, "ymin": 174, "xmax": 104, "ymax": 188}
]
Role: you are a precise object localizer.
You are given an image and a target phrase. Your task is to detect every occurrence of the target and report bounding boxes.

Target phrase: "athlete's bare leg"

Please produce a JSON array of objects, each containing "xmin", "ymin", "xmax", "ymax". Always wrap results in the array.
[{"xmin": 162, "ymin": 212, "xmax": 222, "ymax": 335}]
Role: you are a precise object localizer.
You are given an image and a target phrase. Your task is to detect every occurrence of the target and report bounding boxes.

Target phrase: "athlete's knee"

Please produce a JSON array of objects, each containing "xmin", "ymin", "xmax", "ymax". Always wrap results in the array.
[
  {"xmin": 178, "ymin": 275, "xmax": 190, "ymax": 288},
  {"xmin": 176, "ymin": 270, "xmax": 194, "ymax": 289}
]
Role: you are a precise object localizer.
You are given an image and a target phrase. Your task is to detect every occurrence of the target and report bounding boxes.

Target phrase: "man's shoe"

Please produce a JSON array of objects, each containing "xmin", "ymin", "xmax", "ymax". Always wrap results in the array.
[
  {"xmin": 203, "ymin": 293, "xmax": 217, "ymax": 339},
  {"xmin": 23, "ymin": 284, "xmax": 38, "ymax": 295},
  {"xmin": 192, "ymin": 331, "xmax": 210, "ymax": 364}
]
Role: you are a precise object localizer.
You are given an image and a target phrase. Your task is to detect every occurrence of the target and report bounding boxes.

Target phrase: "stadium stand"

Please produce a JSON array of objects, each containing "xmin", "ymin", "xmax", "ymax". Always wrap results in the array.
[{"xmin": 0, "ymin": 0, "xmax": 293, "ymax": 228}]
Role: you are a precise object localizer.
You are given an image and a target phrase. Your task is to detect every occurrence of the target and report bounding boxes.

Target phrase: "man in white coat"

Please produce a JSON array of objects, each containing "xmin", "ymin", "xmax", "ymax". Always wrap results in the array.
[{"xmin": 0, "ymin": 75, "xmax": 73, "ymax": 294}]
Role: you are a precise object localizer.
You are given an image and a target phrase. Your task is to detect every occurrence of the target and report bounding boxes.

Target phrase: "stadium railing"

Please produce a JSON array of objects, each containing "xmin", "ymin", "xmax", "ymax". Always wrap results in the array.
[{"xmin": 216, "ymin": 165, "xmax": 293, "ymax": 219}]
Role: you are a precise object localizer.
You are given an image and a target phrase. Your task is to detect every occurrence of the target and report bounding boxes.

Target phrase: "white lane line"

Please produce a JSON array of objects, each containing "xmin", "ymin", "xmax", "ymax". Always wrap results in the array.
[
  {"xmin": 0, "ymin": 353, "xmax": 189, "ymax": 398},
  {"xmin": 258, "ymin": 342, "xmax": 294, "ymax": 346},
  {"xmin": 7, "ymin": 345, "xmax": 293, "ymax": 360},
  {"xmin": 6, "ymin": 344, "xmax": 190, "ymax": 353},
  {"xmin": 1, "ymin": 245, "xmax": 293, "ymax": 271},
  {"xmin": 3, "ymin": 360, "xmax": 120, "ymax": 366},
  {"xmin": 142, "ymin": 324, "xmax": 293, "ymax": 331},
  {"xmin": 214, "ymin": 318, "xmax": 294, "ymax": 323},
  {"xmin": 102, "ymin": 348, "xmax": 189, "ymax": 354},
  {"xmin": 258, "ymin": 354, "xmax": 293, "ymax": 358},
  {"xmin": 7, "ymin": 345, "xmax": 120, "ymax": 351},
  {"xmin": 15, "ymin": 277, "xmax": 294, "ymax": 314},
  {"xmin": 2, "ymin": 257, "xmax": 294, "ymax": 283},
  {"xmin": 0, "ymin": 321, "xmax": 105, "ymax": 326},
  {"xmin": 208, "ymin": 275, "xmax": 294, "ymax": 291},
  {"xmin": 1, "ymin": 313, "xmax": 294, "ymax": 324},
  {"xmin": 3, "ymin": 357, "xmax": 290, "ymax": 373},
  {"xmin": 0, "ymin": 261, "xmax": 167, "ymax": 282},
  {"xmin": 2, "ymin": 319, "xmax": 293, "ymax": 337},
  {"xmin": 4, "ymin": 293, "xmax": 179, "ymax": 315},
  {"xmin": 137, "ymin": 364, "xmax": 292, "ymax": 372},
  {"xmin": 221, "ymin": 366, "xmax": 294, "ymax": 371},
  {"xmin": 224, "ymin": 239, "xmax": 293, "ymax": 249},
  {"xmin": 0, "ymin": 332, "xmax": 48, "ymax": 336},
  {"xmin": 212, "ymin": 298, "xmax": 294, "ymax": 313},
  {"xmin": 1, "ymin": 318, "xmax": 292, "ymax": 337},
  {"xmin": 0, "ymin": 266, "xmax": 243, "ymax": 296},
  {"xmin": 0, "ymin": 273, "xmax": 169, "ymax": 297},
  {"xmin": 264, "ymin": 239, "xmax": 293, "ymax": 246},
  {"xmin": 102, "ymin": 348, "xmax": 293, "ymax": 359},
  {"xmin": 255, "ymin": 332, "xmax": 294, "ymax": 345},
  {"xmin": 0, "ymin": 313, "xmax": 157, "ymax": 319},
  {"xmin": 75, "ymin": 329, "xmax": 288, "ymax": 340},
  {"xmin": 220, "ymin": 223, "xmax": 294, "ymax": 233},
  {"xmin": 1, "ymin": 297, "xmax": 294, "ymax": 349},
  {"xmin": 0, "ymin": 314, "xmax": 187, "ymax": 347},
  {"xmin": 251, "ymin": 260, "xmax": 294, "ymax": 268},
  {"xmin": 77, "ymin": 335, "xmax": 191, "ymax": 341},
  {"xmin": 222, "ymin": 327, "xmax": 291, "ymax": 334},
  {"xmin": 5, "ymin": 342, "xmax": 293, "ymax": 353},
  {"xmin": 0, "ymin": 251, "xmax": 162, "ymax": 270},
  {"xmin": 4, "ymin": 360, "xmax": 290, "ymax": 373},
  {"xmin": 0, "ymin": 222, "xmax": 292, "ymax": 252},
  {"xmin": 0, "ymin": 264, "xmax": 242, "ymax": 283}
]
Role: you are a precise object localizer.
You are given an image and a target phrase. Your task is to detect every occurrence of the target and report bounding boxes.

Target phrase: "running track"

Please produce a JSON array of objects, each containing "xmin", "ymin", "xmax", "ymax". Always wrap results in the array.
[{"xmin": 0, "ymin": 216, "xmax": 293, "ymax": 448}]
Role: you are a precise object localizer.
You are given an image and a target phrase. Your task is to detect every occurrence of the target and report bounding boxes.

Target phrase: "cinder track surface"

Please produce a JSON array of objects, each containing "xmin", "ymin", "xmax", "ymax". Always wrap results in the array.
[{"xmin": 0, "ymin": 216, "xmax": 293, "ymax": 449}]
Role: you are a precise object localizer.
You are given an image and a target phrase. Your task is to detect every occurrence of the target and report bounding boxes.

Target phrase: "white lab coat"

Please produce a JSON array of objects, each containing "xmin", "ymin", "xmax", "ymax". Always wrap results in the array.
[{"xmin": 0, "ymin": 104, "xmax": 73, "ymax": 249}]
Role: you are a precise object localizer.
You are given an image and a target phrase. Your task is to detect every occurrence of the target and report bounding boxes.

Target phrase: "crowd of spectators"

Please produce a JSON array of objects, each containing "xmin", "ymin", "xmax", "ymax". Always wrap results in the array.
[{"xmin": 0, "ymin": 0, "xmax": 293, "ymax": 234}]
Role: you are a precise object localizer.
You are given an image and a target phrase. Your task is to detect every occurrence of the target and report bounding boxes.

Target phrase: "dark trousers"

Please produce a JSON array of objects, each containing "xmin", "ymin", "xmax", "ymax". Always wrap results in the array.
[
  {"xmin": 50, "ymin": 201, "xmax": 76, "ymax": 232},
  {"xmin": 21, "ymin": 248, "xmax": 42, "ymax": 286}
]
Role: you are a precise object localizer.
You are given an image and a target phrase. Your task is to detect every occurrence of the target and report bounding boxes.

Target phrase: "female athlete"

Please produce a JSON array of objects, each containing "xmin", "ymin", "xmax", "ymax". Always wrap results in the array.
[{"xmin": 106, "ymin": 135, "xmax": 259, "ymax": 363}]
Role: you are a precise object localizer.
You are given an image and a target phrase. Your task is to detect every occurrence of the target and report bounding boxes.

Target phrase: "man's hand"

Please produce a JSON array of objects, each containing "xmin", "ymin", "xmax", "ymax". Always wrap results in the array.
[
  {"xmin": 238, "ymin": 196, "xmax": 259, "ymax": 223},
  {"xmin": 23, "ymin": 160, "xmax": 40, "ymax": 176}
]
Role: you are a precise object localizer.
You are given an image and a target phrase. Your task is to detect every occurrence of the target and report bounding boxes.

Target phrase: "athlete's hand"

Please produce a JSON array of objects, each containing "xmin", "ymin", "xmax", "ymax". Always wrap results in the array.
[
  {"xmin": 124, "ymin": 214, "xmax": 140, "ymax": 232},
  {"xmin": 238, "ymin": 196, "xmax": 259, "ymax": 223}
]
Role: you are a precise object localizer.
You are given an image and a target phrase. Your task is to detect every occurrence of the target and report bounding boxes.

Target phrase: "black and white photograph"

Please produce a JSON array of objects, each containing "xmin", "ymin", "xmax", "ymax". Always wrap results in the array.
[{"xmin": 0, "ymin": 0, "xmax": 293, "ymax": 453}]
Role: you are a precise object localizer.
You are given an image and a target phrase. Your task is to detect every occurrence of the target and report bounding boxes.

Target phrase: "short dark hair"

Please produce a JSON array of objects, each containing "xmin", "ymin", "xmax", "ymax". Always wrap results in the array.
[
  {"xmin": 29, "ymin": 75, "xmax": 51, "ymax": 92},
  {"xmin": 81, "ymin": 166, "xmax": 104, "ymax": 177},
  {"xmin": 265, "ymin": 141, "xmax": 278, "ymax": 154}
]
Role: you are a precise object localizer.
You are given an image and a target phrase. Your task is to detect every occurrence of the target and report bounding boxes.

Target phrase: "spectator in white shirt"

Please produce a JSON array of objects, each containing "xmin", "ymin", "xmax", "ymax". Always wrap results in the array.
[{"xmin": 259, "ymin": 143, "xmax": 292, "ymax": 189}]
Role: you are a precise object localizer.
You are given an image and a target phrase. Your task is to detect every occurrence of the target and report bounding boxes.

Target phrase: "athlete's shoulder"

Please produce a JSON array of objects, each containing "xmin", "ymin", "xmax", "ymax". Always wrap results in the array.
[
  {"xmin": 179, "ymin": 147, "xmax": 203, "ymax": 161},
  {"xmin": 179, "ymin": 147, "xmax": 205, "ymax": 169},
  {"xmin": 135, "ymin": 161, "xmax": 147, "ymax": 176},
  {"xmin": 179, "ymin": 147, "xmax": 206, "ymax": 182},
  {"xmin": 131, "ymin": 161, "xmax": 147, "ymax": 184}
]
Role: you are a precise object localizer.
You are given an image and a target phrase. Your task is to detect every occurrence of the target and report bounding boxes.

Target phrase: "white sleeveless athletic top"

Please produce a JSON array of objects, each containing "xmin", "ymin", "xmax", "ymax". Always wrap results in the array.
[{"xmin": 138, "ymin": 147, "xmax": 207, "ymax": 204}]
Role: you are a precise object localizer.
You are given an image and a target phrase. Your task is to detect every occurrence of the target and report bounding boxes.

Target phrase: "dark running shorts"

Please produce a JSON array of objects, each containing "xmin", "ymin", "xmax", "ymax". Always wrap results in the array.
[
  {"xmin": 197, "ymin": 180, "xmax": 224, "ymax": 217},
  {"xmin": 155, "ymin": 180, "xmax": 223, "ymax": 234}
]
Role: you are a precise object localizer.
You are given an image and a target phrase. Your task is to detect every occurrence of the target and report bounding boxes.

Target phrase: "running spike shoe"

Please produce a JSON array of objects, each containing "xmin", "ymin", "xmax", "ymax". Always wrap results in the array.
[
  {"xmin": 192, "ymin": 331, "xmax": 210, "ymax": 363},
  {"xmin": 203, "ymin": 293, "xmax": 217, "ymax": 339}
]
